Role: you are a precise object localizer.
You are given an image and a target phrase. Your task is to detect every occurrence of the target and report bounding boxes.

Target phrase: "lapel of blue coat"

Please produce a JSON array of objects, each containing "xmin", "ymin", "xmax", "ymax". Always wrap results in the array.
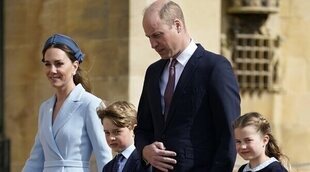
[
  {"xmin": 41, "ymin": 95, "xmax": 62, "ymax": 158},
  {"xmin": 164, "ymin": 44, "xmax": 204, "ymax": 125},
  {"xmin": 52, "ymin": 84, "xmax": 83, "ymax": 137}
]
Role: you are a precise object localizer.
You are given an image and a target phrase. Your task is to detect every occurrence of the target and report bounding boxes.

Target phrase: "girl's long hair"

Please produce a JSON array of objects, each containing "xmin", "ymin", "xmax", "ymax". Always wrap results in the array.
[{"xmin": 233, "ymin": 112, "xmax": 290, "ymax": 169}]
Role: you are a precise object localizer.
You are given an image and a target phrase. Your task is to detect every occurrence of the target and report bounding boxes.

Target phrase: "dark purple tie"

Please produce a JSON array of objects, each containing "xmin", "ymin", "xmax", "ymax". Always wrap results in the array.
[
  {"xmin": 164, "ymin": 59, "xmax": 177, "ymax": 119},
  {"xmin": 112, "ymin": 154, "xmax": 124, "ymax": 172}
]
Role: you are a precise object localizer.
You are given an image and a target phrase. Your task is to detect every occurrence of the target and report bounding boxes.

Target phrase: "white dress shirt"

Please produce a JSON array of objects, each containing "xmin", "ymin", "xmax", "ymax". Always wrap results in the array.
[{"xmin": 160, "ymin": 40, "xmax": 198, "ymax": 113}]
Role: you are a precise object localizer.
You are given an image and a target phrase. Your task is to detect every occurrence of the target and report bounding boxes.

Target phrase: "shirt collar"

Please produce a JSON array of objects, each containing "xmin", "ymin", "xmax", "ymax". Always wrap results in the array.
[
  {"xmin": 243, "ymin": 157, "xmax": 278, "ymax": 172},
  {"xmin": 174, "ymin": 39, "xmax": 197, "ymax": 66},
  {"xmin": 120, "ymin": 144, "xmax": 135, "ymax": 159}
]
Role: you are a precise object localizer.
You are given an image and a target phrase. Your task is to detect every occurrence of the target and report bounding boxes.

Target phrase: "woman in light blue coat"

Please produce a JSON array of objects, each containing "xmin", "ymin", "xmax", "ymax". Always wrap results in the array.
[{"xmin": 22, "ymin": 34, "xmax": 112, "ymax": 172}]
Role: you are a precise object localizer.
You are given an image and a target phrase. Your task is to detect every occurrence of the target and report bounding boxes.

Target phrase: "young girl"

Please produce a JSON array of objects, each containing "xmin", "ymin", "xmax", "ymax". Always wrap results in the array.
[{"xmin": 233, "ymin": 112, "xmax": 289, "ymax": 172}]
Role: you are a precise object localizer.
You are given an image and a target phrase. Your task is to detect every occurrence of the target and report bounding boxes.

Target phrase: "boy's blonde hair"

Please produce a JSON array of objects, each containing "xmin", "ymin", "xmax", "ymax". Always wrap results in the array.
[{"xmin": 97, "ymin": 101, "xmax": 137, "ymax": 130}]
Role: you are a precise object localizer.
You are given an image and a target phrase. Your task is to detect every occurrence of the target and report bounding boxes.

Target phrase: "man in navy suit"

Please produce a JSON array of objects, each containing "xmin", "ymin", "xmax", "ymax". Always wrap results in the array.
[{"xmin": 134, "ymin": 1, "xmax": 240, "ymax": 172}]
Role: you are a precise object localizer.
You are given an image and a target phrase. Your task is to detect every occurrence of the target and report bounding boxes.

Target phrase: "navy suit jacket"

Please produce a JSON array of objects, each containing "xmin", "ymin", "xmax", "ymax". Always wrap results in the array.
[
  {"xmin": 134, "ymin": 44, "xmax": 240, "ymax": 172},
  {"xmin": 103, "ymin": 149, "xmax": 151, "ymax": 172}
]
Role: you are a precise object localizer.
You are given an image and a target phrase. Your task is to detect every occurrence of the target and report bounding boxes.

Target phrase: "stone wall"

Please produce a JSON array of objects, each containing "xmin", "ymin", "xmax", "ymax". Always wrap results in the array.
[
  {"xmin": 279, "ymin": 0, "xmax": 310, "ymax": 171},
  {"xmin": 222, "ymin": 0, "xmax": 310, "ymax": 171}
]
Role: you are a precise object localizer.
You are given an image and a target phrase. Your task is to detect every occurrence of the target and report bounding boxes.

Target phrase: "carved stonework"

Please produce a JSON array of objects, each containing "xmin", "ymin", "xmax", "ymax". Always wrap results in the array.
[
  {"xmin": 224, "ymin": 0, "xmax": 280, "ymax": 93},
  {"xmin": 229, "ymin": 0, "xmax": 279, "ymax": 14},
  {"xmin": 232, "ymin": 0, "xmax": 279, "ymax": 7}
]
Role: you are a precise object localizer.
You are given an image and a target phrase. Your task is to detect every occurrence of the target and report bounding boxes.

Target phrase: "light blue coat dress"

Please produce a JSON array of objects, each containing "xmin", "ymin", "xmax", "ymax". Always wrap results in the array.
[{"xmin": 22, "ymin": 84, "xmax": 112, "ymax": 172}]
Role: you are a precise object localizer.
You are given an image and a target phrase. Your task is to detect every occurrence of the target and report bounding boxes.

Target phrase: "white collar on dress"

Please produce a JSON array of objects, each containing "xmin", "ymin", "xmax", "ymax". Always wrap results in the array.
[{"xmin": 243, "ymin": 157, "xmax": 278, "ymax": 172}]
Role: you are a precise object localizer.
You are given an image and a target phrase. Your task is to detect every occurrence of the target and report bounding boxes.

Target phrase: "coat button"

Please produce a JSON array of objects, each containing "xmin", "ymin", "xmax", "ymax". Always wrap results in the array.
[{"xmin": 161, "ymin": 134, "xmax": 166, "ymax": 140}]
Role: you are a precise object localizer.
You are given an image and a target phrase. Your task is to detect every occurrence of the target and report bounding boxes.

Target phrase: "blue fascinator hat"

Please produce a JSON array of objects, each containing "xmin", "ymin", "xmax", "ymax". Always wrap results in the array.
[{"xmin": 42, "ymin": 33, "xmax": 85, "ymax": 63}]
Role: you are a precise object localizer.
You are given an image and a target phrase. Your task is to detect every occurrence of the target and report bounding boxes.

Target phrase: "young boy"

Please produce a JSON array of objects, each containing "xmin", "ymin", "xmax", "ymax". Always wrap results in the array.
[{"xmin": 97, "ymin": 101, "xmax": 150, "ymax": 172}]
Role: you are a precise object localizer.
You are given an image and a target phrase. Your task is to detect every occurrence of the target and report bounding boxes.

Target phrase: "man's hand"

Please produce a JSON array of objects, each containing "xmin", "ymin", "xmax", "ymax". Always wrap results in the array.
[{"xmin": 142, "ymin": 141, "xmax": 177, "ymax": 172}]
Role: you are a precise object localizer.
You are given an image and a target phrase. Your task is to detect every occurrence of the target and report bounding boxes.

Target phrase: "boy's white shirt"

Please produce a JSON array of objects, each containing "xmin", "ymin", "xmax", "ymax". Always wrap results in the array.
[
  {"xmin": 120, "ymin": 143, "xmax": 135, "ymax": 159},
  {"xmin": 116, "ymin": 144, "xmax": 135, "ymax": 172}
]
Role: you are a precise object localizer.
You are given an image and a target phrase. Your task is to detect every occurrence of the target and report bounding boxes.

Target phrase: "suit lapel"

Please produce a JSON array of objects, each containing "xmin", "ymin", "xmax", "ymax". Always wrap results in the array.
[
  {"xmin": 150, "ymin": 59, "xmax": 169, "ymax": 128},
  {"xmin": 41, "ymin": 96, "xmax": 63, "ymax": 158},
  {"xmin": 52, "ymin": 85, "xmax": 83, "ymax": 137},
  {"xmin": 122, "ymin": 149, "xmax": 137, "ymax": 172},
  {"xmin": 165, "ymin": 45, "xmax": 204, "ymax": 125}
]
